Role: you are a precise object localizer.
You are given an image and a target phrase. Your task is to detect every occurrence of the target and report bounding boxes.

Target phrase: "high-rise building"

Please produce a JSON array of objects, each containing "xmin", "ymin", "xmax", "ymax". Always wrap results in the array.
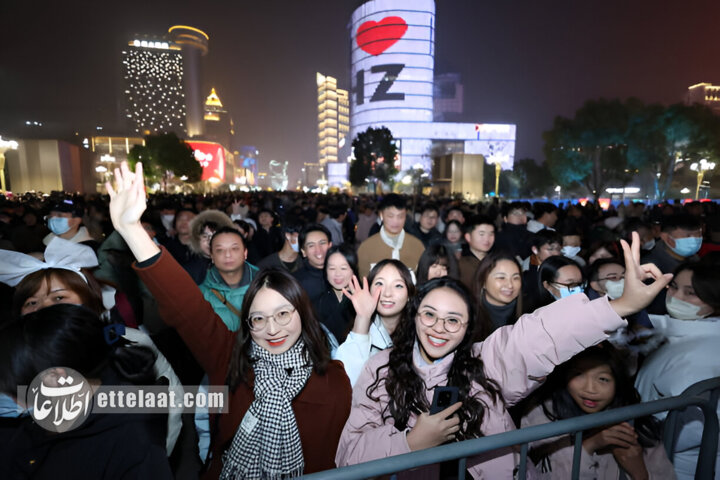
[
  {"xmin": 203, "ymin": 87, "xmax": 233, "ymax": 149},
  {"xmin": 121, "ymin": 25, "xmax": 208, "ymax": 137},
  {"xmin": 317, "ymin": 73, "xmax": 350, "ymax": 171},
  {"xmin": 686, "ymin": 82, "xmax": 720, "ymax": 115}
]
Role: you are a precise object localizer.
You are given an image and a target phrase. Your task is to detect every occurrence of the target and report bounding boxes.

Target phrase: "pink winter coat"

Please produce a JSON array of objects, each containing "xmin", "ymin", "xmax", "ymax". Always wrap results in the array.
[{"xmin": 335, "ymin": 294, "xmax": 627, "ymax": 479}]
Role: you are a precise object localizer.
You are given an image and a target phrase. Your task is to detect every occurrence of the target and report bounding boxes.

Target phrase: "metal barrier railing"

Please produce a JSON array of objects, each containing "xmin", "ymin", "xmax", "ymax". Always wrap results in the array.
[{"xmin": 301, "ymin": 384, "xmax": 720, "ymax": 480}]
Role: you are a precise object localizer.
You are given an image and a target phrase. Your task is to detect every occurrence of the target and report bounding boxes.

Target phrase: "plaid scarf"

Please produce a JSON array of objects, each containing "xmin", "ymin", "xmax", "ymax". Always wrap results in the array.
[{"xmin": 220, "ymin": 339, "xmax": 312, "ymax": 480}]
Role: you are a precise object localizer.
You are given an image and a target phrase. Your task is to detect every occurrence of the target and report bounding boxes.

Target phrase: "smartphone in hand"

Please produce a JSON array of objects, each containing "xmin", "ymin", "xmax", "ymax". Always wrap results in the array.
[{"xmin": 430, "ymin": 386, "xmax": 459, "ymax": 415}]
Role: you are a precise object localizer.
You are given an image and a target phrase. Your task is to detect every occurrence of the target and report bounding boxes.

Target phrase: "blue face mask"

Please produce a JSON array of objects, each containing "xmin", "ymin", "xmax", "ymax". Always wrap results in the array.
[
  {"xmin": 553, "ymin": 285, "xmax": 584, "ymax": 300},
  {"xmin": 669, "ymin": 236, "xmax": 702, "ymax": 258},
  {"xmin": 48, "ymin": 217, "xmax": 71, "ymax": 235}
]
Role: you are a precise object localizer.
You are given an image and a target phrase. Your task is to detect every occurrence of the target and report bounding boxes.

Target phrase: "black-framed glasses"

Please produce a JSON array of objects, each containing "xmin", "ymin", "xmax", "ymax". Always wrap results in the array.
[
  {"xmin": 246, "ymin": 307, "xmax": 296, "ymax": 331},
  {"xmin": 417, "ymin": 309, "xmax": 466, "ymax": 333},
  {"xmin": 551, "ymin": 281, "xmax": 587, "ymax": 290}
]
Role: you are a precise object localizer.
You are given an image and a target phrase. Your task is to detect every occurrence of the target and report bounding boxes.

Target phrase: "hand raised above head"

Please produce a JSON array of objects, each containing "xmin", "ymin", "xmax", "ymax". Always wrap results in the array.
[
  {"xmin": 610, "ymin": 231, "xmax": 673, "ymax": 318},
  {"xmin": 343, "ymin": 275, "xmax": 381, "ymax": 334},
  {"xmin": 106, "ymin": 161, "xmax": 147, "ymax": 233}
]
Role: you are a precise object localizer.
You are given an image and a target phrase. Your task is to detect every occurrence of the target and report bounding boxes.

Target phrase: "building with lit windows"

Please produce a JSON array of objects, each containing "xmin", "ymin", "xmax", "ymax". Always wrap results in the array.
[
  {"xmin": 121, "ymin": 25, "xmax": 209, "ymax": 138},
  {"xmin": 686, "ymin": 82, "xmax": 720, "ymax": 115},
  {"xmin": 317, "ymin": 73, "xmax": 350, "ymax": 176}
]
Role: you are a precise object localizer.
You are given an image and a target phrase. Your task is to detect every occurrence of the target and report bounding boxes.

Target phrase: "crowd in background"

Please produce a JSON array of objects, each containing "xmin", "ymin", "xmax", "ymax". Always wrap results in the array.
[{"xmin": 1, "ymin": 173, "xmax": 719, "ymax": 479}]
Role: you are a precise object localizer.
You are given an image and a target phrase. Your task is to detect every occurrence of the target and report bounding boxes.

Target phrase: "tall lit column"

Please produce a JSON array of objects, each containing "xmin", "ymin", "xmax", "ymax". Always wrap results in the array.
[
  {"xmin": 169, "ymin": 25, "xmax": 209, "ymax": 138},
  {"xmin": 0, "ymin": 136, "xmax": 19, "ymax": 194}
]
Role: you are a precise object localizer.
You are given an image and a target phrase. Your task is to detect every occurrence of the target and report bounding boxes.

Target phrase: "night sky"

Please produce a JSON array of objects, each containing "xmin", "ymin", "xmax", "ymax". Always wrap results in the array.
[{"xmin": 2, "ymin": 0, "xmax": 720, "ymax": 185}]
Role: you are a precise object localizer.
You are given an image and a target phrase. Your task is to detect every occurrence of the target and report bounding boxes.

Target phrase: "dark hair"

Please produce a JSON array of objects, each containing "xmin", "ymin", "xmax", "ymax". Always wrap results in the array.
[
  {"xmin": 587, "ymin": 257, "xmax": 624, "ymax": 283},
  {"xmin": 419, "ymin": 203, "xmax": 439, "ymax": 216},
  {"xmin": 416, "ymin": 244, "xmax": 460, "ymax": 285},
  {"xmin": 299, "ymin": 223, "xmax": 331, "ymax": 250},
  {"xmin": 472, "ymin": 251, "xmax": 523, "ymax": 338},
  {"xmin": 209, "ymin": 226, "xmax": 246, "ymax": 250},
  {"xmin": 661, "ymin": 214, "xmax": 702, "ymax": 233},
  {"xmin": 378, "ymin": 193, "xmax": 406, "ymax": 212},
  {"xmin": 282, "ymin": 221, "xmax": 302, "ymax": 235},
  {"xmin": 538, "ymin": 256, "xmax": 584, "ymax": 304},
  {"xmin": 674, "ymin": 262, "xmax": 720, "ymax": 316},
  {"xmin": 0, "ymin": 304, "xmax": 156, "ymax": 396},
  {"xmin": 542, "ymin": 344, "xmax": 661, "ymax": 447},
  {"xmin": 328, "ymin": 204, "xmax": 347, "ymax": 220},
  {"xmin": 13, "ymin": 268, "xmax": 105, "ymax": 318},
  {"xmin": 501, "ymin": 201, "xmax": 527, "ymax": 218},
  {"xmin": 226, "ymin": 268, "xmax": 331, "ymax": 390},
  {"xmin": 533, "ymin": 202, "xmax": 558, "ymax": 219},
  {"xmin": 444, "ymin": 206, "xmax": 464, "ymax": 222},
  {"xmin": 531, "ymin": 229, "xmax": 563, "ymax": 249},
  {"xmin": 463, "ymin": 215, "xmax": 495, "ymax": 235},
  {"xmin": 172, "ymin": 208, "xmax": 196, "ymax": 229},
  {"xmin": 367, "ymin": 259, "xmax": 416, "ymax": 305},
  {"xmin": 368, "ymin": 278, "xmax": 501, "ymax": 438},
  {"xmin": 324, "ymin": 245, "xmax": 359, "ymax": 283}
]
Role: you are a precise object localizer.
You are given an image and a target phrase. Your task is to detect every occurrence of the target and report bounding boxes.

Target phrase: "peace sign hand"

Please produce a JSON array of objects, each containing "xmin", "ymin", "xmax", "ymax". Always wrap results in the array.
[{"xmin": 609, "ymin": 231, "xmax": 673, "ymax": 318}]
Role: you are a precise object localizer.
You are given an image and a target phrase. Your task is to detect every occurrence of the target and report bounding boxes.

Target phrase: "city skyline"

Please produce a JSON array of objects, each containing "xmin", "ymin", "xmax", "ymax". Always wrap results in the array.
[{"xmin": 2, "ymin": 0, "xmax": 720, "ymax": 186}]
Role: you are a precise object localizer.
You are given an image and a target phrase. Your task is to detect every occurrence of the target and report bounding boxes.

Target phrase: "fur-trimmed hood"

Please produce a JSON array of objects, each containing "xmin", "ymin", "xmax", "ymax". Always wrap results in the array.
[{"xmin": 188, "ymin": 210, "xmax": 236, "ymax": 255}]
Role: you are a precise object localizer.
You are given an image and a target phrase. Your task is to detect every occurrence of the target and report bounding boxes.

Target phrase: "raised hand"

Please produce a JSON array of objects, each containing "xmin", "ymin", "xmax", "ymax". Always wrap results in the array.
[
  {"xmin": 407, "ymin": 402, "xmax": 462, "ymax": 451},
  {"xmin": 609, "ymin": 232, "xmax": 673, "ymax": 318},
  {"xmin": 106, "ymin": 161, "xmax": 160, "ymax": 262},
  {"xmin": 106, "ymin": 161, "xmax": 147, "ymax": 232},
  {"xmin": 343, "ymin": 275, "xmax": 381, "ymax": 335}
]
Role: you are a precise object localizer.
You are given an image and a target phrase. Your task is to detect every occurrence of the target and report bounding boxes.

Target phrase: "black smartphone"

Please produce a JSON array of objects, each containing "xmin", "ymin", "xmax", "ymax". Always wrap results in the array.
[{"xmin": 429, "ymin": 386, "xmax": 459, "ymax": 415}]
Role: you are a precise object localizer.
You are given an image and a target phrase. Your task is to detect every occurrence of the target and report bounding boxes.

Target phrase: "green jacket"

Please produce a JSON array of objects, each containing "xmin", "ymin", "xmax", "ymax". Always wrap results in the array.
[{"xmin": 199, "ymin": 262, "xmax": 259, "ymax": 332}]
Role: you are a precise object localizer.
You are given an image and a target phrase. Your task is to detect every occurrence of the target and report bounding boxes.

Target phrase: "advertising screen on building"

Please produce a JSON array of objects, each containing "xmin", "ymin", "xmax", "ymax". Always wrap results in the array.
[{"xmin": 187, "ymin": 141, "xmax": 225, "ymax": 181}]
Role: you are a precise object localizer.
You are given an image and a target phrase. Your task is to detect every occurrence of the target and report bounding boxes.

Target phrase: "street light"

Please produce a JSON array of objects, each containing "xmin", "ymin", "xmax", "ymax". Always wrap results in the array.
[
  {"xmin": 0, "ymin": 136, "xmax": 19, "ymax": 194},
  {"xmin": 690, "ymin": 159, "xmax": 716, "ymax": 200}
]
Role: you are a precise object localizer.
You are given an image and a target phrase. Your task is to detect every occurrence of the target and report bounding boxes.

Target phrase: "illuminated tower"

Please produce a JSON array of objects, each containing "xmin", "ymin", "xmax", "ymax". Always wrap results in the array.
[
  {"xmin": 169, "ymin": 25, "xmax": 209, "ymax": 138},
  {"xmin": 317, "ymin": 72, "xmax": 350, "ymax": 169},
  {"xmin": 122, "ymin": 38, "xmax": 186, "ymax": 135},
  {"xmin": 203, "ymin": 87, "xmax": 233, "ymax": 149}
]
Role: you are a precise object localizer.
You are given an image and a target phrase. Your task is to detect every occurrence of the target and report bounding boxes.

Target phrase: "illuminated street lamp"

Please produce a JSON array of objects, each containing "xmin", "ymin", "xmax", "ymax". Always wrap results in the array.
[
  {"xmin": 690, "ymin": 159, "xmax": 716, "ymax": 200},
  {"xmin": 0, "ymin": 136, "xmax": 19, "ymax": 194}
]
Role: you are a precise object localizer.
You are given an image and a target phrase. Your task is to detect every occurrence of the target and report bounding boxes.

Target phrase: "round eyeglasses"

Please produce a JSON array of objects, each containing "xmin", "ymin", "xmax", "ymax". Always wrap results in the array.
[
  {"xmin": 417, "ymin": 309, "xmax": 466, "ymax": 333},
  {"xmin": 246, "ymin": 307, "xmax": 296, "ymax": 331}
]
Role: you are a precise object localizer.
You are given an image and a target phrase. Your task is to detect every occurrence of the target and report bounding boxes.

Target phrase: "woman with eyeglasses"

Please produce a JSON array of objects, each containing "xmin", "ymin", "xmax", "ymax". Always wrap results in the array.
[
  {"xmin": 531, "ymin": 255, "xmax": 586, "ymax": 312},
  {"xmin": 337, "ymin": 231, "xmax": 673, "ymax": 478},
  {"xmin": 105, "ymin": 163, "xmax": 351, "ymax": 479}
]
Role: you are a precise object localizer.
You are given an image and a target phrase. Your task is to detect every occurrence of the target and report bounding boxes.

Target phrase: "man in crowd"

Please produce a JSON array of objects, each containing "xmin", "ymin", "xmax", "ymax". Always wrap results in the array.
[
  {"xmin": 407, "ymin": 203, "xmax": 443, "ymax": 248},
  {"xmin": 522, "ymin": 229, "xmax": 563, "ymax": 311},
  {"xmin": 159, "ymin": 208, "xmax": 196, "ymax": 265},
  {"xmin": 257, "ymin": 222, "xmax": 304, "ymax": 273},
  {"xmin": 321, "ymin": 204, "xmax": 346, "ymax": 246},
  {"xmin": 293, "ymin": 223, "xmax": 332, "ymax": 300},
  {"xmin": 494, "ymin": 201, "xmax": 532, "ymax": 259},
  {"xmin": 357, "ymin": 194, "xmax": 424, "ymax": 279},
  {"xmin": 642, "ymin": 214, "xmax": 703, "ymax": 274},
  {"xmin": 43, "ymin": 199, "xmax": 97, "ymax": 249},
  {"xmin": 458, "ymin": 216, "xmax": 496, "ymax": 289},
  {"xmin": 526, "ymin": 201, "xmax": 558, "ymax": 233},
  {"xmin": 252, "ymin": 208, "xmax": 284, "ymax": 259}
]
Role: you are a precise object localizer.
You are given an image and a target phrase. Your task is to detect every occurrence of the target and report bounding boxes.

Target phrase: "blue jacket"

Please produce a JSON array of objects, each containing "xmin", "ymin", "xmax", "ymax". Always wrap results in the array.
[{"xmin": 199, "ymin": 263, "xmax": 259, "ymax": 332}]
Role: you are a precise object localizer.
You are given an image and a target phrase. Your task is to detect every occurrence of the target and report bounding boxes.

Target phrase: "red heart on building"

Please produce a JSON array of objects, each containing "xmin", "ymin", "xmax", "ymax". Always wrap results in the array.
[{"xmin": 356, "ymin": 16, "xmax": 408, "ymax": 56}]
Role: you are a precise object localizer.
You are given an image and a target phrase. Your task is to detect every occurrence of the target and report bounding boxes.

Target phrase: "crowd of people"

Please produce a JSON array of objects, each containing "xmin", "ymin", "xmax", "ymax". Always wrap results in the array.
[{"xmin": 0, "ymin": 160, "xmax": 719, "ymax": 479}]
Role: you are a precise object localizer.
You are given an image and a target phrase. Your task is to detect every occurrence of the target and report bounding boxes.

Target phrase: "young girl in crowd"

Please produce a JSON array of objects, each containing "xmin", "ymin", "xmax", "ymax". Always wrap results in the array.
[
  {"xmin": 336, "ymin": 230, "xmax": 670, "ymax": 478},
  {"xmin": 472, "ymin": 251, "xmax": 523, "ymax": 338},
  {"xmin": 0, "ymin": 304, "xmax": 173, "ymax": 478},
  {"xmin": 443, "ymin": 220, "xmax": 465, "ymax": 260},
  {"xmin": 521, "ymin": 344, "xmax": 675, "ymax": 479},
  {"xmin": 314, "ymin": 244, "xmax": 358, "ymax": 343},
  {"xmin": 106, "ymin": 162, "xmax": 351, "ymax": 479},
  {"xmin": 334, "ymin": 258, "xmax": 415, "ymax": 386},
  {"xmin": 416, "ymin": 243, "xmax": 460, "ymax": 285},
  {"xmin": 635, "ymin": 261, "xmax": 720, "ymax": 480}
]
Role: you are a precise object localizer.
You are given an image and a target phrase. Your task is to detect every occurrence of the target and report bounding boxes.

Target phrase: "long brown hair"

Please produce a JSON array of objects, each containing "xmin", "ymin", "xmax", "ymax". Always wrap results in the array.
[
  {"xmin": 226, "ymin": 268, "xmax": 331, "ymax": 390},
  {"xmin": 472, "ymin": 251, "xmax": 523, "ymax": 339},
  {"xmin": 13, "ymin": 268, "xmax": 104, "ymax": 318}
]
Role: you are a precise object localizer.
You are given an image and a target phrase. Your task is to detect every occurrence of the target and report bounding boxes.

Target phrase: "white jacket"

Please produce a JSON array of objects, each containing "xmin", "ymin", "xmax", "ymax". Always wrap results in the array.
[
  {"xmin": 635, "ymin": 314, "xmax": 720, "ymax": 480},
  {"xmin": 333, "ymin": 316, "xmax": 393, "ymax": 386}
]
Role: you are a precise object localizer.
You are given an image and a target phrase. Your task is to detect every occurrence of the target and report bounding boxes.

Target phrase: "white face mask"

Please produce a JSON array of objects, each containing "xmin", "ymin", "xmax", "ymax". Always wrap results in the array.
[
  {"xmin": 562, "ymin": 246, "xmax": 581, "ymax": 258},
  {"xmin": 290, "ymin": 241, "xmax": 299, "ymax": 253},
  {"xmin": 161, "ymin": 214, "xmax": 175, "ymax": 232},
  {"xmin": 666, "ymin": 295, "xmax": 709, "ymax": 320},
  {"xmin": 642, "ymin": 239, "xmax": 656, "ymax": 251},
  {"xmin": 604, "ymin": 279, "xmax": 625, "ymax": 300}
]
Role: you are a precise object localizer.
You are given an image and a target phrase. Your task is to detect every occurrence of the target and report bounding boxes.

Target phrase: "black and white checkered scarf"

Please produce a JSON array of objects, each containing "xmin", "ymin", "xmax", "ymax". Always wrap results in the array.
[{"xmin": 220, "ymin": 339, "xmax": 312, "ymax": 480}]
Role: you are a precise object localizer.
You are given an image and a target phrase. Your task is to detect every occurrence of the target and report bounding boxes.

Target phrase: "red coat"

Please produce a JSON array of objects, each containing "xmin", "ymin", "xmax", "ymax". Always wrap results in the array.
[{"xmin": 135, "ymin": 249, "xmax": 351, "ymax": 479}]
